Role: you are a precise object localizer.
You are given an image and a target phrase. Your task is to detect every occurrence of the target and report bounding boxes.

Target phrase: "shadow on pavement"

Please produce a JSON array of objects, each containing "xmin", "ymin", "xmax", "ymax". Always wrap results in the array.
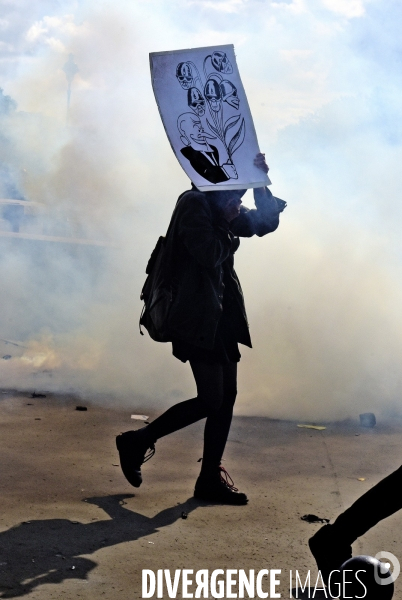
[{"xmin": 0, "ymin": 494, "xmax": 203, "ymax": 598}]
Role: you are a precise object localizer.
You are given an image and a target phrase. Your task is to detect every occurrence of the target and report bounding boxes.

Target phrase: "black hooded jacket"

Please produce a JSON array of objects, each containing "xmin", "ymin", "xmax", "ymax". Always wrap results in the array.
[{"xmin": 163, "ymin": 186, "xmax": 284, "ymax": 350}]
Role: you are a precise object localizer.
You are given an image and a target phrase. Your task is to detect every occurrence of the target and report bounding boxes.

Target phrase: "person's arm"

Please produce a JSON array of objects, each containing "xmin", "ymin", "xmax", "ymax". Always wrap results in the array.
[
  {"xmin": 177, "ymin": 192, "xmax": 233, "ymax": 268},
  {"xmin": 231, "ymin": 153, "xmax": 286, "ymax": 237},
  {"xmin": 230, "ymin": 187, "xmax": 286, "ymax": 238}
]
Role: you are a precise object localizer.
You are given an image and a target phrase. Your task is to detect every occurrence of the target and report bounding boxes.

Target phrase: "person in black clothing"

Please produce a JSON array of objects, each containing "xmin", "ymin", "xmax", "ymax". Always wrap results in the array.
[
  {"xmin": 309, "ymin": 465, "xmax": 402, "ymax": 584},
  {"xmin": 116, "ymin": 153, "xmax": 286, "ymax": 504}
]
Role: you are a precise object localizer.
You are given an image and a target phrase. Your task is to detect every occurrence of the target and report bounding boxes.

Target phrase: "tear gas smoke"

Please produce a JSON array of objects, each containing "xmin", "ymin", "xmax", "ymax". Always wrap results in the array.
[{"xmin": 1, "ymin": 0, "xmax": 402, "ymax": 421}]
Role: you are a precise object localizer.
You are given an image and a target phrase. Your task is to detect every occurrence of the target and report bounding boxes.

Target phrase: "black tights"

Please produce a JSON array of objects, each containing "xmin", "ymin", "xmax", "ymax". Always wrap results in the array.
[
  {"xmin": 332, "ymin": 464, "xmax": 402, "ymax": 543},
  {"xmin": 145, "ymin": 361, "xmax": 237, "ymax": 473}
]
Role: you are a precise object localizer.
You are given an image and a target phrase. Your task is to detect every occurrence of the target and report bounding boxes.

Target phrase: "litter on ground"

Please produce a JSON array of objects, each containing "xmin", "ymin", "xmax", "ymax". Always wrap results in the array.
[{"xmin": 301, "ymin": 514, "xmax": 330, "ymax": 524}]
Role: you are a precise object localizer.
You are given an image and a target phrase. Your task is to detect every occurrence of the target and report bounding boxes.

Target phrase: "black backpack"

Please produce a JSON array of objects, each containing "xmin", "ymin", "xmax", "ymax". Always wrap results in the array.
[
  {"xmin": 139, "ymin": 234, "xmax": 173, "ymax": 343},
  {"xmin": 139, "ymin": 191, "xmax": 195, "ymax": 342}
]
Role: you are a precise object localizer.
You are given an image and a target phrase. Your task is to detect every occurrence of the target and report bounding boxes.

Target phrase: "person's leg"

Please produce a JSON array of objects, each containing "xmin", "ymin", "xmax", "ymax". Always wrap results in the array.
[
  {"xmin": 332, "ymin": 464, "xmax": 402, "ymax": 539},
  {"xmin": 309, "ymin": 465, "xmax": 402, "ymax": 584},
  {"xmin": 145, "ymin": 361, "xmax": 224, "ymax": 441},
  {"xmin": 116, "ymin": 361, "xmax": 225, "ymax": 488},
  {"xmin": 193, "ymin": 362, "xmax": 247, "ymax": 504},
  {"xmin": 200, "ymin": 361, "xmax": 237, "ymax": 474}
]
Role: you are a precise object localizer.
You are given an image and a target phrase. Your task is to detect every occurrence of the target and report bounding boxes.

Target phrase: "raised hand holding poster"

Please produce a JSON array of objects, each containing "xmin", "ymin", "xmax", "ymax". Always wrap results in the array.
[{"xmin": 150, "ymin": 45, "xmax": 271, "ymax": 191}]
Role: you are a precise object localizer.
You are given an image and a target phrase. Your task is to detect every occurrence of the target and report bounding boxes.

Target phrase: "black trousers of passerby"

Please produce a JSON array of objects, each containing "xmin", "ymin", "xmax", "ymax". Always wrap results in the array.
[
  {"xmin": 145, "ymin": 361, "xmax": 237, "ymax": 473},
  {"xmin": 332, "ymin": 465, "xmax": 402, "ymax": 543}
]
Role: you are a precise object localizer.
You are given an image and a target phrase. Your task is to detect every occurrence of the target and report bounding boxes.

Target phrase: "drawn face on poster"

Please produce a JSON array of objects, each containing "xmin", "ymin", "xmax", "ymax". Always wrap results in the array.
[
  {"xmin": 187, "ymin": 87, "xmax": 205, "ymax": 117},
  {"xmin": 150, "ymin": 45, "xmax": 270, "ymax": 191},
  {"xmin": 176, "ymin": 63, "xmax": 193, "ymax": 89}
]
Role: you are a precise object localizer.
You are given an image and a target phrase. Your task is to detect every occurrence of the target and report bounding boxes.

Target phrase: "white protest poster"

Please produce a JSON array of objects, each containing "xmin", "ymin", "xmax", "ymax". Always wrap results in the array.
[{"xmin": 150, "ymin": 45, "xmax": 271, "ymax": 191}]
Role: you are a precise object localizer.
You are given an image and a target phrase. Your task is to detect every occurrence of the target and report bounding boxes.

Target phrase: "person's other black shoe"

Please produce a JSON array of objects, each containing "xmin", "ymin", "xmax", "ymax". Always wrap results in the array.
[
  {"xmin": 116, "ymin": 429, "xmax": 155, "ymax": 488},
  {"xmin": 308, "ymin": 524, "xmax": 352, "ymax": 586},
  {"xmin": 194, "ymin": 466, "xmax": 248, "ymax": 505}
]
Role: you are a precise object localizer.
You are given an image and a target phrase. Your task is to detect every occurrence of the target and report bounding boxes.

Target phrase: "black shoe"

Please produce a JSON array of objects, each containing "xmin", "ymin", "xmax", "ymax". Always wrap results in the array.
[
  {"xmin": 194, "ymin": 466, "xmax": 248, "ymax": 505},
  {"xmin": 116, "ymin": 429, "xmax": 155, "ymax": 488},
  {"xmin": 308, "ymin": 524, "xmax": 352, "ymax": 586}
]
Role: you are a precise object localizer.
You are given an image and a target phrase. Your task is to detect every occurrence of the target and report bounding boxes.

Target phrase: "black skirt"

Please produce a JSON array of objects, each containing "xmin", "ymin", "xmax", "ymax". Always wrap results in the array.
[{"xmin": 172, "ymin": 308, "xmax": 241, "ymax": 365}]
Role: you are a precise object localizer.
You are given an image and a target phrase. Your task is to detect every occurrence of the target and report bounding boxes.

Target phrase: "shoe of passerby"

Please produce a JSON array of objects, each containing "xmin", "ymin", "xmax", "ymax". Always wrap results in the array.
[{"xmin": 309, "ymin": 524, "xmax": 352, "ymax": 585}]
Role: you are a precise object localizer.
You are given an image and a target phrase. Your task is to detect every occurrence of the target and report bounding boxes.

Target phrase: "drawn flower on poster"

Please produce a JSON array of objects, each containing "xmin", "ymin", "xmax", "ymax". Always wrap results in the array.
[{"xmin": 176, "ymin": 51, "xmax": 246, "ymax": 185}]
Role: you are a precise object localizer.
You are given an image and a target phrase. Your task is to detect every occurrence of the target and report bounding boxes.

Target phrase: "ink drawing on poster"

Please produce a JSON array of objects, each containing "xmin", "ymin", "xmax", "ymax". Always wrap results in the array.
[{"xmin": 150, "ymin": 45, "xmax": 271, "ymax": 191}]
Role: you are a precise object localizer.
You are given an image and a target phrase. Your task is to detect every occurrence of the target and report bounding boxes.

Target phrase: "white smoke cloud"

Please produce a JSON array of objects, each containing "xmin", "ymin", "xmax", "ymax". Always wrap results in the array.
[
  {"xmin": 320, "ymin": 0, "xmax": 366, "ymax": 18},
  {"xmin": 0, "ymin": 0, "xmax": 401, "ymax": 422}
]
